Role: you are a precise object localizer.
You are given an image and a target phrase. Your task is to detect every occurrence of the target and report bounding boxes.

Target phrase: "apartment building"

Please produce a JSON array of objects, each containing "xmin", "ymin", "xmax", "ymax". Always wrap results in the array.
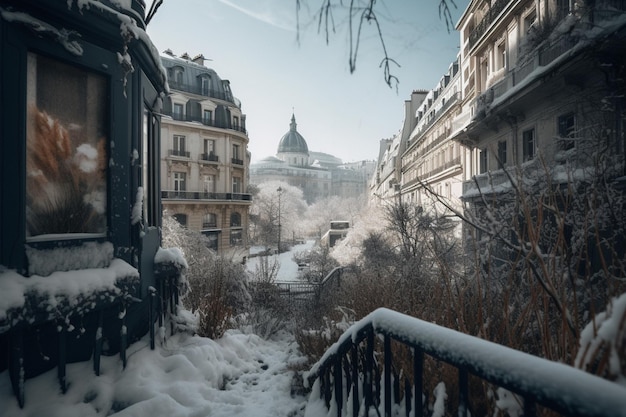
[
  {"xmin": 160, "ymin": 52, "xmax": 251, "ymax": 260},
  {"xmin": 401, "ymin": 59, "xmax": 465, "ymax": 219},
  {"xmin": 453, "ymin": 0, "xmax": 625, "ymax": 196}
]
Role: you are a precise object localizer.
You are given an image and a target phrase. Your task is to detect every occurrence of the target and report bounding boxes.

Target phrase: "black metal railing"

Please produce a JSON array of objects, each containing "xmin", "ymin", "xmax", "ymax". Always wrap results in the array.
[
  {"xmin": 168, "ymin": 149, "xmax": 190, "ymax": 158},
  {"xmin": 166, "ymin": 111, "xmax": 247, "ymax": 134},
  {"xmin": 231, "ymin": 158, "xmax": 244, "ymax": 165},
  {"xmin": 307, "ymin": 308, "xmax": 626, "ymax": 417},
  {"xmin": 468, "ymin": 0, "xmax": 515, "ymax": 49},
  {"xmin": 200, "ymin": 153, "xmax": 219, "ymax": 162},
  {"xmin": 166, "ymin": 79, "xmax": 237, "ymax": 105},
  {"xmin": 413, "ymin": 93, "xmax": 459, "ymax": 140},
  {"xmin": 161, "ymin": 191, "xmax": 252, "ymax": 201}
]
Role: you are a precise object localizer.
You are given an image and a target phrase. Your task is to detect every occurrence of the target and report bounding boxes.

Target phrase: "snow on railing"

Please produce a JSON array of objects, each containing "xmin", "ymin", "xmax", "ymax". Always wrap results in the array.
[{"xmin": 305, "ymin": 308, "xmax": 626, "ymax": 417}]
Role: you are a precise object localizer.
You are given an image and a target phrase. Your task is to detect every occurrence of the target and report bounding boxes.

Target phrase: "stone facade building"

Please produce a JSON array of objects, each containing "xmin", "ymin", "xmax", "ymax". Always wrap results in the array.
[{"xmin": 160, "ymin": 52, "xmax": 251, "ymax": 260}]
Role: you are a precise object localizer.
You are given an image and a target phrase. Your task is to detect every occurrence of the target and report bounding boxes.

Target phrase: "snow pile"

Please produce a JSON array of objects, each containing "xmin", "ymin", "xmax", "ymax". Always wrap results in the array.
[
  {"xmin": 0, "ymin": 258, "xmax": 138, "ymax": 327},
  {"xmin": 154, "ymin": 246, "xmax": 188, "ymax": 269},
  {"xmin": 0, "ymin": 330, "xmax": 307, "ymax": 417},
  {"xmin": 576, "ymin": 292, "xmax": 626, "ymax": 386}
]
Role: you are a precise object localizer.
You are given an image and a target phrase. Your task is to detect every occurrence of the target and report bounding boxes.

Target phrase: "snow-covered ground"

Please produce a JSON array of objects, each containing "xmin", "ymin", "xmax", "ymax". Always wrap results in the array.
[
  {"xmin": 247, "ymin": 240, "xmax": 315, "ymax": 282},
  {"xmin": 0, "ymin": 330, "xmax": 308, "ymax": 417}
]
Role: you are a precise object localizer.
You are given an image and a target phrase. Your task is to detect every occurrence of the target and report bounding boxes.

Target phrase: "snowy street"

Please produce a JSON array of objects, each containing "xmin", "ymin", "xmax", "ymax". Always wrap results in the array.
[{"xmin": 0, "ymin": 330, "xmax": 309, "ymax": 417}]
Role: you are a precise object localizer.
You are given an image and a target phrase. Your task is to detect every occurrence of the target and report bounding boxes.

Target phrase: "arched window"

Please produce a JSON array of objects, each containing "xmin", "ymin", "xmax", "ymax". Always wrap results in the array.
[
  {"xmin": 230, "ymin": 212, "xmax": 241, "ymax": 227},
  {"xmin": 203, "ymin": 213, "xmax": 217, "ymax": 229}
]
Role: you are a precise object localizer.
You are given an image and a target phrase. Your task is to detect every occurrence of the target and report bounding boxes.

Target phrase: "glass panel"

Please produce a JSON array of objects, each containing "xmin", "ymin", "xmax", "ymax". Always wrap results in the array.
[{"xmin": 26, "ymin": 53, "xmax": 108, "ymax": 239}]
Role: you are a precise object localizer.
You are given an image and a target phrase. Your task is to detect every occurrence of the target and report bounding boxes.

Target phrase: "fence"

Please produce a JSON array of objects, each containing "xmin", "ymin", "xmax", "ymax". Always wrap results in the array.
[{"xmin": 306, "ymin": 308, "xmax": 626, "ymax": 417}]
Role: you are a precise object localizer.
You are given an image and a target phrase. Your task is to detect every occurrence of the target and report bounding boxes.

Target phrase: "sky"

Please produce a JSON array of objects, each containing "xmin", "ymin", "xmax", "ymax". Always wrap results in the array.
[{"xmin": 146, "ymin": 0, "xmax": 467, "ymax": 163}]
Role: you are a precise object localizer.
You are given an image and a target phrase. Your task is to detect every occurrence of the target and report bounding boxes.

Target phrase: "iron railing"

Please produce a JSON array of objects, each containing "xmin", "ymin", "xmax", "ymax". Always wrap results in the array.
[
  {"xmin": 166, "ymin": 79, "xmax": 237, "ymax": 105},
  {"xmin": 161, "ymin": 191, "xmax": 252, "ymax": 201},
  {"xmin": 165, "ymin": 111, "xmax": 247, "ymax": 134},
  {"xmin": 307, "ymin": 308, "xmax": 626, "ymax": 417},
  {"xmin": 200, "ymin": 153, "xmax": 219, "ymax": 162}
]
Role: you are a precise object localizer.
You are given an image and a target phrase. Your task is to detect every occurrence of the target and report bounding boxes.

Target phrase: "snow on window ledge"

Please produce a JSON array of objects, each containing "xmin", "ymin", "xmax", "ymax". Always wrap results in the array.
[
  {"xmin": 0, "ymin": 258, "xmax": 139, "ymax": 333},
  {"xmin": 26, "ymin": 241, "xmax": 114, "ymax": 277}
]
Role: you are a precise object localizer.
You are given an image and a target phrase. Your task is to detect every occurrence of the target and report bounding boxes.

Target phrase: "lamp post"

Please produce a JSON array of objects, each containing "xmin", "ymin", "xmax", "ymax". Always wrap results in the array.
[{"xmin": 277, "ymin": 186, "xmax": 282, "ymax": 253}]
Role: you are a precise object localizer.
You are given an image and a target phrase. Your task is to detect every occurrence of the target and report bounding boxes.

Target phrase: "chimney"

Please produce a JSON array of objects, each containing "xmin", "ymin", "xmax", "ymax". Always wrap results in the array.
[
  {"xmin": 180, "ymin": 52, "xmax": 190, "ymax": 60},
  {"xmin": 192, "ymin": 54, "xmax": 205, "ymax": 65}
]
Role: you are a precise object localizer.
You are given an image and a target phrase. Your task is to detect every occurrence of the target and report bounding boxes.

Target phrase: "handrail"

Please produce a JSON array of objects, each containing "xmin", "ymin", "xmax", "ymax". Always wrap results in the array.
[{"xmin": 306, "ymin": 308, "xmax": 626, "ymax": 417}]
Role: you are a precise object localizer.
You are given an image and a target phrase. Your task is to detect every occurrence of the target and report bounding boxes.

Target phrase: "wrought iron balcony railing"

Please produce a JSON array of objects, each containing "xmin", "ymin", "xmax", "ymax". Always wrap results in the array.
[
  {"xmin": 161, "ymin": 191, "xmax": 252, "ymax": 201},
  {"xmin": 168, "ymin": 149, "xmax": 190, "ymax": 158},
  {"xmin": 166, "ymin": 111, "xmax": 247, "ymax": 134},
  {"xmin": 200, "ymin": 153, "xmax": 219, "ymax": 162}
]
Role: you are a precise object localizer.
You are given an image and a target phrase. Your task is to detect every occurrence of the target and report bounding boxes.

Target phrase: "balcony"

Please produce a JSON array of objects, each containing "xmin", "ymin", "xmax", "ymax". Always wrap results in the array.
[
  {"xmin": 412, "ymin": 93, "xmax": 459, "ymax": 141},
  {"xmin": 166, "ymin": 79, "xmax": 238, "ymax": 107},
  {"xmin": 231, "ymin": 158, "xmax": 244, "ymax": 166},
  {"xmin": 474, "ymin": 35, "xmax": 578, "ymax": 118},
  {"xmin": 161, "ymin": 191, "xmax": 252, "ymax": 201},
  {"xmin": 168, "ymin": 149, "xmax": 190, "ymax": 158},
  {"xmin": 468, "ymin": 0, "xmax": 515, "ymax": 50},
  {"xmin": 166, "ymin": 111, "xmax": 247, "ymax": 134},
  {"xmin": 200, "ymin": 153, "xmax": 219, "ymax": 162}
]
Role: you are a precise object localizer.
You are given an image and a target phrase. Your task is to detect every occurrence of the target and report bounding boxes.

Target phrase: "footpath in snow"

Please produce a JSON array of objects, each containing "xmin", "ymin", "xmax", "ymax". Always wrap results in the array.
[
  {"xmin": 247, "ymin": 240, "xmax": 315, "ymax": 282},
  {"xmin": 0, "ymin": 330, "xmax": 309, "ymax": 417}
]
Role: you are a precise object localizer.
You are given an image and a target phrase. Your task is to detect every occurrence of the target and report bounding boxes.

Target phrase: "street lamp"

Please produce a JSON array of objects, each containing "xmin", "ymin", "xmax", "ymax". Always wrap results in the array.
[{"xmin": 277, "ymin": 186, "xmax": 282, "ymax": 253}]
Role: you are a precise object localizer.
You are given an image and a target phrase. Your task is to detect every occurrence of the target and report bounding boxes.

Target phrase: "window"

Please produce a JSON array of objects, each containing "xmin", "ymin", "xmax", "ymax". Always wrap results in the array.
[
  {"xmin": 203, "ymin": 175, "xmax": 215, "ymax": 193},
  {"xmin": 497, "ymin": 42, "xmax": 506, "ymax": 70},
  {"xmin": 173, "ymin": 172, "xmax": 186, "ymax": 192},
  {"xmin": 26, "ymin": 52, "xmax": 108, "ymax": 239},
  {"xmin": 522, "ymin": 128, "xmax": 536, "ymax": 161},
  {"xmin": 233, "ymin": 116, "xmax": 239, "ymax": 130},
  {"xmin": 230, "ymin": 229, "xmax": 242, "ymax": 246},
  {"xmin": 232, "ymin": 144, "xmax": 242, "ymax": 165},
  {"xmin": 172, "ymin": 135, "xmax": 187, "ymax": 157},
  {"xmin": 524, "ymin": 10, "xmax": 537, "ymax": 34},
  {"xmin": 204, "ymin": 139, "xmax": 215, "ymax": 154},
  {"xmin": 230, "ymin": 212, "xmax": 242, "ymax": 246},
  {"xmin": 497, "ymin": 140, "xmax": 507, "ymax": 168},
  {"xmin": 230, "ymin": 212, "xmax": 241, "ymax": 227},
  {"xmin": 202, "ymin": 213, "xmax": 217, "ymax": 228},
  {"xmin": 479, "ymin": 148, "xmax": 488, "ymax": 173},
  {"xmin": 173, "ymin": 103, "xmax": 184, "ymax": 120},
  {"xmin": 200, "ymin": 76, "xmax": 211, "ymax": 95},
  {"xmin": 174, "ymin": 69, "xmax": 183, "ymax": 85},
  {"xmin": 203, "ymin": 109, "xmax": 212, "ymax": 125},
  {"xmin": 203, "ymin": 231, "xmax": 219, "ymax": 251},
  {"xmin": 173, "ymin": 213, "xmax": 187, "ymax": 227},
  {"xmin": 558, "ymin": 113, "xmax": 576, "ymax": 150},
  {"xmin": 232, "ymin": 177, "xmax": 242, "ymax": 193}
]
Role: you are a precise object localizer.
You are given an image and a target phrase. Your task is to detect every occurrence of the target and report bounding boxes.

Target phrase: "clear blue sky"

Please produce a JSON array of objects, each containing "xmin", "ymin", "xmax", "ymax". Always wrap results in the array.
[{"xmin": 147, "ymin": 0, "xmax": 467, "ymax": 163}]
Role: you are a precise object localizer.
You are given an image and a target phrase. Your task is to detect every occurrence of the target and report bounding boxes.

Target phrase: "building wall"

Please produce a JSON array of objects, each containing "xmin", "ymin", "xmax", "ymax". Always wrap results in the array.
[{"xmin": 160, "ymin": 55, "xmax": 251, "ymax": 261}]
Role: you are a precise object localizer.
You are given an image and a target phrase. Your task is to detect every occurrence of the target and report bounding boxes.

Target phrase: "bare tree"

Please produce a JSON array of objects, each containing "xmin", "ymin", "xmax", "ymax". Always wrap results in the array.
[{"xmin": 296, "ymin": 0, "xmax": 457, "ymax": 88}]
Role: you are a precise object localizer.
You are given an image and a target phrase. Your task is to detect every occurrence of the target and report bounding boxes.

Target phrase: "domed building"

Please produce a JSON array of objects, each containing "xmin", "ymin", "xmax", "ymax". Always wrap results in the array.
[
  {"xmin": 277, "ymin": 114, "xmax": 309, "ymax": 167},
  {"xmin": 250, "ymin": 114, "xmax": 375, "ymax": 203}
]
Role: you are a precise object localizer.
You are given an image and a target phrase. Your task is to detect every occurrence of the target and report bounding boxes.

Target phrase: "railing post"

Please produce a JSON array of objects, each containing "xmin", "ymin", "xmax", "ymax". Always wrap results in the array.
[
  {"xmin": 458, "ymin": 367, "xmax": 468, "ymax": 417},
  {"xmin": 94, "ymin": 310, "xmax": 104, "ymax": 375},
  {"xmin": 365, "ymin": 329, "xmax": 374, "ymax": 413},
  {"xmin": 523, "ymin": 396, "xmax": 536, "ymax": 417},
  {"xmin": 384, "ymin": 334, "xmax": 392, "ymax": 417},
  {"xmin": 58, "ymin": 324, "xmax": 67, "ymax": 394},
  {"xmin": 414, "ymin": 348, "xmax": 424, "ymax": 417},
  {"xmin": 351, "ymin": 343, "xmax": 359, "ymax": 417},
  {"xmin": 334, "ymin": 357, "xmax": 343, "ymax": 417}
]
